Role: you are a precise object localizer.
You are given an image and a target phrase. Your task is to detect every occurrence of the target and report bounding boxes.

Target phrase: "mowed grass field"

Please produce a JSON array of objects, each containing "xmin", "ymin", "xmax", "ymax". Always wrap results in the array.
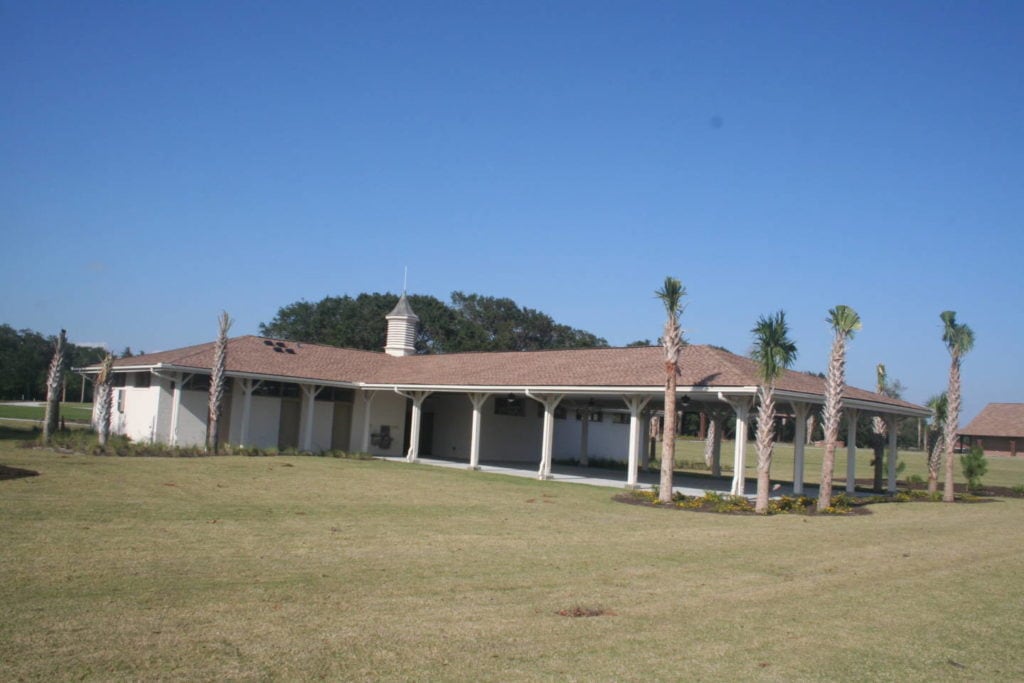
[
  {"xmin": 0, "ymin": 402, "xmax": 93, "ymax": 423},
  {"xmin": 2, "ymin": 430, "xmax": 1024, "ymax": 681},
  {"xmin": 666, "ymin": 437, "xmax": 1024, "ymax": 491}
]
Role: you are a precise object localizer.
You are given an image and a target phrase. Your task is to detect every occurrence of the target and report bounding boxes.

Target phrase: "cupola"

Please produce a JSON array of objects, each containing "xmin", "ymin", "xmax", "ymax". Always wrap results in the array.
[{"xmin": 384, "ymin": 294, "xmax": 418, "ymax": 357}]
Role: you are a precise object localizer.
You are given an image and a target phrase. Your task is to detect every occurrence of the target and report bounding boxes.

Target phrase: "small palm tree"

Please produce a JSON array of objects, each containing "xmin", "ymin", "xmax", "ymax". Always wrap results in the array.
[
  {"xmin": 940, "ymin": 311, "xmax": 975, "ymax": 502},
  {"xmin": 818, "ymin": 305, "xmax": 861, "ymax": 510},
  {"xmin": 207, "ymin": 311, "xmax": 232, "ymax": 453},
  {"xmin": 43, "ymin": 329, "xmax": 67, "ymax": 444},
  {"xmin": 751, "ymin": 311, "xmax": 798, "ymax": 514},
  {"xmin": 925, "ymin": 392, "xmax": 948, "ymax": 494},
  {"xmin": 655, "ymin": 277, "xmax": 686, "ymax": 504},
  {"xmin": 95, "ymin": 353, "xmax": 115, "ymax": 447}
]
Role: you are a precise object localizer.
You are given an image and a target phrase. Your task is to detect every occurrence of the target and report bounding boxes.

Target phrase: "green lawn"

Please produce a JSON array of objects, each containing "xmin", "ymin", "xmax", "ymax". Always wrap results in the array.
[
  {"xmin": 665, "ymin": 437, "xmax": 1024, "ymax": 491},
  {"xmin": 0, "ymin": 402, "xmax": 93, "ymax": 423},
  {"xmin": 2, "ymin": 427, "xmax": 1023, "ymax": 680}
]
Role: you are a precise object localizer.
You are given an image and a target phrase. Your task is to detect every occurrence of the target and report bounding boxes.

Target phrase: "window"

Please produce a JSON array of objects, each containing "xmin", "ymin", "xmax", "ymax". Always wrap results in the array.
[
  {"xmin": 494, "ymin": 396, "xmax": 525, "ymax": 417},
  {"xmin": 112, "ymin": 373, "xmax": 127, "ymax": 388},
  {"xmin": 131, "ymin": 372, "xmax": 151, "ymax": 388},
  {"xmin": 316, "ymin": 387, "xmax": 355, "ymax": 402},
  {"xmin": 182, "ymin": 374, "xmax": 211, "ymax": 392},
  {"xmin": 116, "ymin": 389, "xmax": 125, "ymax": 413},
  {"xmin": 576, "ymin": 410, "xmax": 603, "ymax": 422},
  {"xmin": 612, "ymin": 413, "xmax": 631, "ymax": 425},
  {"xmin": 536, "ymin": 404, "xmax": 568, "ymax": 419}
]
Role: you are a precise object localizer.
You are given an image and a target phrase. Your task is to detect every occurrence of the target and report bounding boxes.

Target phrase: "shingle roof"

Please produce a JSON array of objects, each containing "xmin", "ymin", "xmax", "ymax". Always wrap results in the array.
[
  {"xmin": 959, "ymin": 403, "xmax": 1024, "ymax": 438},
  {"xmin": 99, "ymin": 336, "xmax": 925, "ymax": 414}
]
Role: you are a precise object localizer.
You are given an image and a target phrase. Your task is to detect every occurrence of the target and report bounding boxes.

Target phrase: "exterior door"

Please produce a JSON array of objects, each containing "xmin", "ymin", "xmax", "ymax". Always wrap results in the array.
[
  {"xmin": 278, "ymin": 399, "xmax": 301, "ymax": 450},
  {"xmin": 331, "ymin": 402, "xmax": 352, "ymax": 452}
]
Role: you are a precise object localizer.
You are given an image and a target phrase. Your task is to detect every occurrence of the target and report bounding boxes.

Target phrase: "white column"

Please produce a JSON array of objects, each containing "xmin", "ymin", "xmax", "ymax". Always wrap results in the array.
[
  {"xmin": 239, "ymin": 379, "xmax": 263, "ymax": 447},
  {"xmin": 300, "ymin": 384, "xmax": 323, "ymax": 452},
  {"xmin": 405, "ymin": 391, "xmax": 432, "ymax": 462},
  {"xmin": 579, "ymin": 406, "xmax": 590, "ymax": 466},
  {"xmin": 360, "ymin": 390, "xmax": 376, "ymax": 453},
  {"xmin": 846, "ymin": 409, "xmax": 859, "ymax": 493},
  {"xmin": 467, "ymin": 393, "xmax": 489, "ymax": 470},
  {"xmin": 528, "ymin": 393, "xmax": 563, "ymax": 480},
  {"xmin": 624, "ymin": 396, "xmax": 651, "ymax": 488},
  {"xmin": 718, "ymin": 395, "xmax": 753, "ymax": 496},
  {"xmin": 887, "ymin": 414, "xmax": 899, "ymax": 494},
  {"xmin": 792, "ymin": 402, "xmax": 811, "ymax": 495},
  {"xmin": 169, "ymin": 372, "xmax": 190, "ymax": 446}
]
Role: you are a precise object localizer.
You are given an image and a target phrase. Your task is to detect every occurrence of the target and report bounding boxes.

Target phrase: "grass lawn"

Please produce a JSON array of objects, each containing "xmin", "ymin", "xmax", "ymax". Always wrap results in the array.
[
  {"xmin": 0, "ymin": 402, "xmax": 93, "ymax": 424},
  {"xmin": 666, "ymin": 437, "xmax": 1024, "ymax": 491},
  {"xmin": 2, "ymin": 427, "xmax": 1023, "ymax": 681}
]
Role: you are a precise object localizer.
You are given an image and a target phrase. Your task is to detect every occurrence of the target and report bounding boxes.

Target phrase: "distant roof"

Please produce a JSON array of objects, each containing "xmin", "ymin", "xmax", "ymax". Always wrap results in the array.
[
  {"xmin": 959, "ymin": 403, "xmax": 1024, "ymax": 438},
  {"xmin": 88, "ymin": 336, "xmax": 927, "ymax": 416},
  {"xmin": 387, "ymin": 294, "xmax": 418, "ymax": 319}
]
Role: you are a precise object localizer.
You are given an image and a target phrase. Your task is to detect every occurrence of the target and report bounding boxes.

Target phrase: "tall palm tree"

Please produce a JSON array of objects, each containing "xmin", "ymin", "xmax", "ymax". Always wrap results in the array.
[
  {"xmin": 43, "ymin": 329, "xmax": 67, "ymax": 444},
  {"xmin": 818, "ymin": 305, "xmax": 861, "ymax": 510},
  {"xmin": 751, "ymin": 311, "xmax": 798, "ymax": 514},
  {"xmin": 207, "ymin": 311, "xmax": 232, "ymax": 453},
  {"xmin": 95, "ymin": 353, "xmax": 115, "ymax": 448},
  {"xmin": 656, "ymin": 277, "xmax": 686, "ymax": 504},
  {"xmin": 925, "ymin": 392, "xmax": 948, "ymax": 494},
  {"xmin": 940, "ymin": 311, "xmax": 975, "ymax": 502},
  {"xmin": 870, "ymin": 363, "xmax": 888, "ymax": 491}
]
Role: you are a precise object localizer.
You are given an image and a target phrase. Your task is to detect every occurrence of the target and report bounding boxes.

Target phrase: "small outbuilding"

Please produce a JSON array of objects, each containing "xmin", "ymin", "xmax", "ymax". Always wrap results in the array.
[{"xmin": 959, "ymin": 403, "xmax": 1024, "ymax": 456}]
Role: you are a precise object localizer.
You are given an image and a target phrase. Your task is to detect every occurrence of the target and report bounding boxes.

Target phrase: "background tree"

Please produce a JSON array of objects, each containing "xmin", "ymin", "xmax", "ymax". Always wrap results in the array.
[
  {"xmin": 868, "ymin": 364, "xmax": 905, "ymax": 490},
  {"xmin": 207, "ymin": 312, "xmax": 232, "ymax": 453},
  {"xmin": 940, "ymin": 311, "xmax": 975, "ymax": 502},
  {"xmin": 751, "ymin": 311, "xmax": 798, "ymax": 514},
  {"xmin": 260, "ymin": 291, "xmax": 607, "ymax": 353},
  {"xmin": 95, "ymin": 353, "xmax": 115, "ymax": 447},
  {"xmin": 925, "ymin": 393, "xmax": 948, "ymax": 494},
  {"xmin": 655, "ymin": 277, "xmax": 686, "ymax": 504},
  {"xmin": 818, "ymin": 305, "xmax": 861, "ymax": 510},
  {"xmin": 42, "ymin": 329, "xmax": 67, "ymax": 443},
  {"xmin": 0, "ymin": 325, "xmax": 106, "ymax": 402}
]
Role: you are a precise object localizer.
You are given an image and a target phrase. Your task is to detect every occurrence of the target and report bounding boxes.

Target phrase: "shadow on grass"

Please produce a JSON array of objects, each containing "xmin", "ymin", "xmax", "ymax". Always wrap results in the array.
[{"xmin": 0, "ymin": 464, "xmax": 40, "ymax": 481}]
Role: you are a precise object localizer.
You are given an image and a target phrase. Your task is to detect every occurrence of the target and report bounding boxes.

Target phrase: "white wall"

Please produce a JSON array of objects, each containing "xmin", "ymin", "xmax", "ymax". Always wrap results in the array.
[
  {"xmin": 111, "ymin": 385, "xmax": 161, "ymax": 443},
  {"xmin": 553, "ymin": 414, "xmax": 630, "ymax": 463},
  {"xmin": 247, "ymin": 396, "xmax": 281, "ymax": 449},
  {"xmin": 349, "ymin": 390, "xmax": 407, "ymax": 456},
  {"xmin": 297, "ymin": 398, "xmax": 335, "ymax": 452},
  {"xmin": 175, "ymin": 388, "xmax": 208, "ymax": 447}
]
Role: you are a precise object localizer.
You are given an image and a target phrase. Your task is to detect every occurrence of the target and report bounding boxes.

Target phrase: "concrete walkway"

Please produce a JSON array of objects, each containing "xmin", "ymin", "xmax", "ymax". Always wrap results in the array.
[{"xmin": 380, "ymin": 455, "xmax": 823, "ymax": 499}]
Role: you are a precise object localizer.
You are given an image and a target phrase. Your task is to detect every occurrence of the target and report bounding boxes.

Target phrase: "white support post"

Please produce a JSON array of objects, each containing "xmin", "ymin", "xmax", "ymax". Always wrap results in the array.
[
  {"xmin": 624, "ymin": 396, "xmax": 652, "ymax": 489},
  {"xmin": 402, "ymin": 390, "xmax": 432, "ymax": 462},
  {"xmin": 579, "ymin": 405, "xmax": 590, "ymax": 467},
  {"xmin": 720, "ymin": 393, "xmax": 753, "ymax": 496},
  {"xmin": 846, "ymin": 409, "xmax": 859, "ymax": 493},
  {"xmin": 360, "ymin": 390, "xmax": 376, "ymax": 453},
  {"xmin": 300, "ymin": 384, "xmax": 324, "ymax": 452},
  {"xmin": 527, "ymin": 392, "xmax": 563, "ymax": 480},
  {"xmin": 239, "ymin": 378, "xmax": 263, "ymax": 447},
  {"xmin": 169, "ymin": 372, "xmax": 192, "ymax": 446},
  {"xmin": 467, "ymin": 393, "xmax": 490, "ymax": 470},
  {"xmin": 792, "ymin": 402, "xmax": 811, "ymax": 495},
  {"xmin": 887, "ymin": 414, "xmax": 899, "ymax": 494}
]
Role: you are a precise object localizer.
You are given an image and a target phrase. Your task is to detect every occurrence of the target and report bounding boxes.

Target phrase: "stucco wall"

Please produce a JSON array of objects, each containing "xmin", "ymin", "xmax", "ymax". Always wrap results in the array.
[{"xmin": 349, "ymin": 390, "xmax": 407, "ymax": 456}]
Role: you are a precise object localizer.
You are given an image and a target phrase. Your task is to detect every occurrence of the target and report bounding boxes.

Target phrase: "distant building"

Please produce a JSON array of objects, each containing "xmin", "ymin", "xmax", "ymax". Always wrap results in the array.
[{"xmin": 959, "ymin": 403, "xmax": 1024, "ymax": 456}]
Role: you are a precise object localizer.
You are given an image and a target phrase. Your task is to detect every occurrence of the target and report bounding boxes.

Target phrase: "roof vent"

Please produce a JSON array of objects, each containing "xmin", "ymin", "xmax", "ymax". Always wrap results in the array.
[
  {"xmin": 263, "ymin": 340, "xmax": 274, "ymax": 346},
  {"xmin": 285, "ymin": 348, "xmax": 296, "ymax": 355},
  {"xmin": 273, "ymin": 347, "xmax": 284, "ymax": 353}
]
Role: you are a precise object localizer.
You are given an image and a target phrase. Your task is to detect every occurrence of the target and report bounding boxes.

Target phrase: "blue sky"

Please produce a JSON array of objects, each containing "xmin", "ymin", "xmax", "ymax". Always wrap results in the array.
[{"xmin": 3, "ymin": 1, "xmax": 1022, "ymax": 422}]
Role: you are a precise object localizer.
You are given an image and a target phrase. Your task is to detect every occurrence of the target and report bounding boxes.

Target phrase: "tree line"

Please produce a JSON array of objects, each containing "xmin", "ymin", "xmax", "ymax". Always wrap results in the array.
[
  {"xmin": 0, "ymin": 325, "xmax": 114, "ymax": 402},
  {"xmin": 259, "ymin": 291, "xmax": 608, "ymax": 353}
]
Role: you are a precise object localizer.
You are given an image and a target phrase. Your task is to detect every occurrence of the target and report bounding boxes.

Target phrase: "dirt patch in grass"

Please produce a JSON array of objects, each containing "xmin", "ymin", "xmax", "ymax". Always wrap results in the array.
[{"xmin": 557, "ymin": 606, "xmax": 614, "ymax": 618}]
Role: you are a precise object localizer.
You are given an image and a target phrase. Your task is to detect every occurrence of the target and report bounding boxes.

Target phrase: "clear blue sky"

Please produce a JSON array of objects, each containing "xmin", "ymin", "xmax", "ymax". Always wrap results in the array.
[{"xmin": 3, "ymin": 1, "xmax": 1022, "ymax": 422}]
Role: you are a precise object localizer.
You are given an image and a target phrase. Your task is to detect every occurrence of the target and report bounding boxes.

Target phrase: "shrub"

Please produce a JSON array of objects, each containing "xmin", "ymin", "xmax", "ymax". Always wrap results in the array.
[{"xmin": 960, "ymin": 445, "xmax": 988, "ymax": 492}]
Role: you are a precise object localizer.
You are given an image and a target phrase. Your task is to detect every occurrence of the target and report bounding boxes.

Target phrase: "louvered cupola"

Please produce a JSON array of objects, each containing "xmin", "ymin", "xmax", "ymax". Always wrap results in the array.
[{"xmin": 384, "ymin": 294, "xmax": 419, "ymax": 357}]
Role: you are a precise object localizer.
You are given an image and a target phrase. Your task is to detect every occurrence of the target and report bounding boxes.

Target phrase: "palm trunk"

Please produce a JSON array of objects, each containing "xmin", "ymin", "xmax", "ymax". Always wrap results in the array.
[
  {"xmin": 871, "ymin": 415, "xmax": 886, "ymax": 491},
  {"xmin": 754, "ymin": 383, "xmax": 775, "ymax": 514},
  {"xmin": 43, "ymin": 330, "xmax": 67, "ymax": 444},
  {"xmin": 818, "ymin": 333, "xmax": 846, "ymax": 510},
  {"xmin": 659, "ymin": 361, "xmax": 676, "ymax": 503},
  {"xmin": 96, "ymin": 354, "xmax": 114, "ymax": 448},
  {"xmin": 927, "ymin": 434, "xmax": 943, "ymax": 494},
  {"xmin": 703, "ymin": 418, "xmax": 715, "ymax": 468},
  {"xmin": 942, "ymin": 357, "xmax": 962, "ymax": 502},
  {"xmin": 207, "ymin": 312, "xmax": 231, "ymax": 454}
]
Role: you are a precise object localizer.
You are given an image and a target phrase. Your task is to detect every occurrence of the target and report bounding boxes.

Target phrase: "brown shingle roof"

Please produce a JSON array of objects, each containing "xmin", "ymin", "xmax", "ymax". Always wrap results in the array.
[
  {"xmin": 959, "ymin": 403, "xmax": 1024, "ymax": 438},
  {"xmin": 97, "ymin": 336, "xmax": 924, "ymax": 413}
]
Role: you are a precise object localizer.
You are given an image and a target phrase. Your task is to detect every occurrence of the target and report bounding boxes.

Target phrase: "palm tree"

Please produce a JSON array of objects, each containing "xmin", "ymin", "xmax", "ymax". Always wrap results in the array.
[
  {"xmin": 43, "ymin": 329, "xmax": 67, "ymax": 444},
  {"xmin": 940, "ymin": 311, "xmax": 975, "ymax": 502},
  {"xmin": 207, "ymin": 311, "xmax": 232, "ymax": 453},
  {"xmin": 818, "ymin": 305, "xmax": 861, "ymax": 510},
  {"xmin": 655, "ymin": 277, "xmax": 686, "ymax": 504},
  {"xmin": 871, "ymin": 364, "xmax": 888, "ymax": 491},
  {"xmin": 95, "ymin": 353, "xmax": 115, "ymax": 448},
  {"xmin": 751, "ymin": 311, "xmax": 798, "ymax": 514},
  {"xmin": 925, "ymin": 392, "xmax": 948, "ymax": 494}
]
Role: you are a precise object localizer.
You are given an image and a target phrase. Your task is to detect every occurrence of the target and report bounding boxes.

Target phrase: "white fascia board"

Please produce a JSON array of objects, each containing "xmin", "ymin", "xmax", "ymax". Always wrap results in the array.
[
  {"xmin": 148, "ymin": 364, "xmax": 362, "ymax": 390},
  {"xmin": 357, "ymin": 383, "xmax": 760, "ymax": 397},
  {"xmin": 842, "ymin": 398, "xmax": 931, "ymax": 418}
]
